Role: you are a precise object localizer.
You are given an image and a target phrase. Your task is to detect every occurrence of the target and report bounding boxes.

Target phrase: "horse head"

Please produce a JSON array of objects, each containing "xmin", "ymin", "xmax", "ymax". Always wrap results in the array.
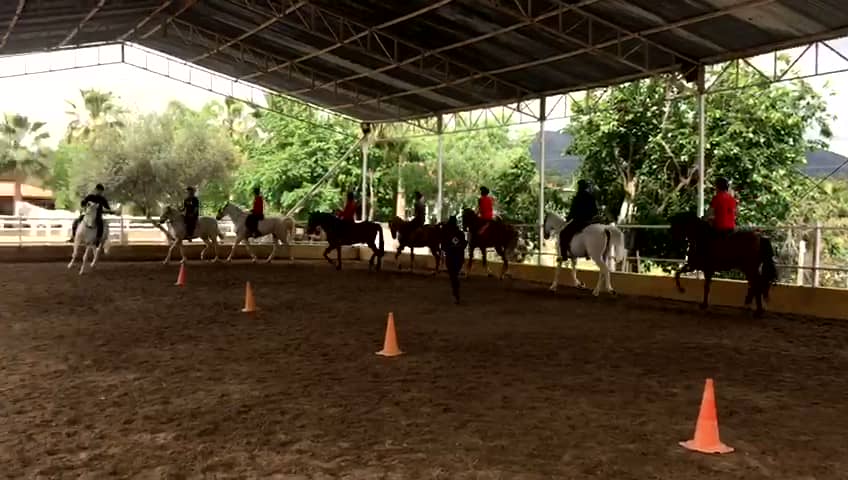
[
  {"xmin": 82, "ymin": 201, "xmax": 100, "ymax": 228},
  {"xmin": 543, "ymin": 211, "xmax": 564, "ymax": 240},
  {"xmin": 216, "ymin": 201, "xmax": 234, "ymax": 221},
  {"xmin": 159, "ymin": 205, "xmax": 176, "ymax": 225},
  {"xmin": 306, "ymin": 211, "xmax": 330, "ymax": 236},
  {"xmin": 460, "ymin": 208, "xmax": 477, "ymax": 232},
  {"xmin": 668, "ymin": 211, "xmax": 703, "ymax": 242},
  {"xmin": 388, "ymin": 216, "xmax": 404, "ymax": 240}
]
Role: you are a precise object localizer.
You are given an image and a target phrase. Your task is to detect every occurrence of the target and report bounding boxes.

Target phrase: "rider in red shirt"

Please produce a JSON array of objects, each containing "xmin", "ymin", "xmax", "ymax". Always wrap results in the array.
[
  {"xmin": 247, "ymin": 186, "xmax": 264, "ymax": 237},
  {"xmin": 477, "ymin": 186, "xmax": 495, "ymax": 234},
  {"xmin": 338, "ymin": 192, "xmax": 357, "ymax": 222},
  {"xmin": 709, "ymin": 177, "xmax": 736, "ymax": 233}
]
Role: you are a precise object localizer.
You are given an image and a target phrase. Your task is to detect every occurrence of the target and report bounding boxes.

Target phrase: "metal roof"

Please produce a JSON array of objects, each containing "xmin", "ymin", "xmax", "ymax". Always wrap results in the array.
[{"xmin": 2, "ymin": 0, "xmax": 848, "ymax": 122}]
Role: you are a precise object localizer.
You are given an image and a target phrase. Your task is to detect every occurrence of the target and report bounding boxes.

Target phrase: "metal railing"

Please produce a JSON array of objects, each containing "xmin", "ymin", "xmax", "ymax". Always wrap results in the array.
[
  {"xmin": 506, "ymin": 221, "xmax": 848, "ymax": 289},
  {"xmin": 3, "ymin": 215, "xmax": 847, "ymax": 289}
]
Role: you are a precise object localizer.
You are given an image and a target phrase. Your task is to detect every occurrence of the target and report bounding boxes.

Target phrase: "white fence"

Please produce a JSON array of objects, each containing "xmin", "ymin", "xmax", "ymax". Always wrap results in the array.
[{"xmin": 2, "ymin": 215, "xmax": 847, "ymax": 289}]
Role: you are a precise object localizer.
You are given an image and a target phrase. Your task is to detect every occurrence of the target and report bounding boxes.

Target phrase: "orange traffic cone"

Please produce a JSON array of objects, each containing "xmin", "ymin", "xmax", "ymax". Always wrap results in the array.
[
  {"xmin": 241, "ymin": 281, "xmax": 258, "ymax": 313},
  {"xmin": 175, "ymin": 263, "xmax": 186, "ymax": 286},
  {"xmin": 680, "ymin": 378, "xmax": 734, "ymax": 454},
  {"xmin": 376, "ymin": 312, "xmax": 403, "ymax": 357}
]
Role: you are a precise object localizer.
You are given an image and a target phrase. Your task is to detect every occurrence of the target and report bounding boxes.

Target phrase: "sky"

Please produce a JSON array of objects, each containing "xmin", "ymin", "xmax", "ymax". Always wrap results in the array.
[{"xmin": 1, "ymin": 39, "xmax": 848, "ymax": 156}]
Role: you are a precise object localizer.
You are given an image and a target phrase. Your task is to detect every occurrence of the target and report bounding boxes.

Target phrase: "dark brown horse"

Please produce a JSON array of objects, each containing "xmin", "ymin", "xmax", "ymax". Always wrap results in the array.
[
  {"xmin": 669, "ymin": 212, "xmax": 778, "ymax": 316},
  {"xmin": 461, "ymin": 208, "xmax": 520, "ymax": 279},
  {"xmin": 388, "ymin": 216, "xmax": 443, "ymax": 273},
  {"xmin": 306, "ymin": 212, "xmax": 384, "ymax": 271}
]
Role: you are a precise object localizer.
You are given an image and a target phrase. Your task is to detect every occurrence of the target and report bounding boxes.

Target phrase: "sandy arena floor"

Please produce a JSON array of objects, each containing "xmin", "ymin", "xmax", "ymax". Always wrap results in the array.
[{"xmin": 1, "ymin": 260, "xmax": 847, "ymax": 479}]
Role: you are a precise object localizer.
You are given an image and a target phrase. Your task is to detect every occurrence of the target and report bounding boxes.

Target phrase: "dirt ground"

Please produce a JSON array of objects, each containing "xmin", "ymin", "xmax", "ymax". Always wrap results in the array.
[{"xmin": 1, "ymin": 260, "xmax": 847, "ymax": 479}]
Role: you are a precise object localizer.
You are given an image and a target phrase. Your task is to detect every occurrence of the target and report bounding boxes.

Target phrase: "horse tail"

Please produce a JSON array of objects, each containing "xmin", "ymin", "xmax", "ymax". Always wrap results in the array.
[
  {"xmin": 759, "ymin": 236, "xmax": 778, "ymax": 300},
  {"xmin": 605, "ymin": 226, "xmax": 627, "ymax": 263},
  {"xmin": 377, "ymin": 222, "xmax": 385, "ymax": 257}
]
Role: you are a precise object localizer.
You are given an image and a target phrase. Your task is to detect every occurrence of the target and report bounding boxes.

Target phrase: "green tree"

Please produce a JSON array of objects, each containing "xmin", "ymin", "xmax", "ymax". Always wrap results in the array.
[
  {"xmin": 566, "ymin": 60, "xmax": 833, "ymax": 269},
  {"xmin": 65, "ymin": 89, "xmax": 126, "ymax": 145},
  {"xmin": 234, "ymin": 95, "xmax": 358, "ymax": 217},
  {"xmin": 67, "ymin": 105, "xmax": 238, "ymax": 216},
  {"xmin": 0, "ymin": 113, "xmax": 51, "ymax": 211}
]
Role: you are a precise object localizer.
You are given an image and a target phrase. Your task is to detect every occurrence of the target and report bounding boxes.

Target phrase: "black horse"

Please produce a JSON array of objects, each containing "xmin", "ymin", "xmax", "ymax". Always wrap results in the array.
[
  {"xmin": 306, "ymin": 212, "xmax": 384, "ymax": 271},
  {"xmin": 669, "ymin": 211, "xmax": 778, "ymax": 316}
]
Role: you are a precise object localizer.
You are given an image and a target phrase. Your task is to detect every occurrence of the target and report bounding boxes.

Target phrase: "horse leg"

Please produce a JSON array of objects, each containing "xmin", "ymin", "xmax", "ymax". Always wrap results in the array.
[
  {"xmin": 323, "ymin": 245, "xmax": 335, "ymax": 267},
  {"xmin": 591, "ymin": 252, "xmax": 611, "ymax": 296},
  {"xmin": 226, "ymin": 237, "xmax": 240, "ymax": 263},
  {"xmin": 265, "ymin": 237, "xmax": 277, "ymax": 263},
  {"xmin": 464, "ymin": 242, "xmax": 473, "ymax": 277},
  {"xmin": 700, "ymin": 272, "xmax": 713, "ymax": 310},
  {"xmin": 91, "ymin": 242, "xmax": 102, "ymax": 270},
  {"xmin": 395, "ymin": 246, "xmax": 403, "ymax": 269},
  {"xmin": 432, "ymin": 248, "xmax": 441, "ymax": 276},
  {"xmin": 210, "ymin": 237, "xmax": 219, "ymax": 262},
  {"xmin": 164, "ymin": 239, "xmax": 177, "ymax": 265},
  {"xmin": 336, "ymin": 246, "xmax": 342, "ymax": 270},
  {"xmin": 675, "ymin": 264, "xmax": 693, "ymax": 293},
  {"xmin": 68, "ymin": 238, "xmax": 79, "ymax": 270},
  {"xmin": 495, "ymin": 246, "xmax": 508, "ymax": 279},
  {"xmin": 367, "ymin": 241, "xmax": 378, "ymax": 272},
  {"xmin": 79, "ymin": 246, "xmax": 90, "ymax": 275},
  {"xmin": 200, "ymin": 238, "xmax": 208, "ymax": 261},
  {"xmin": 481, "ymin": 248, "xmax": 493, "ymax": 277},
  {"xmin": 571, "ymin": 256, "xmax": 585, "ymax": 288},
  {"xmin": 550, "ymin": 256, "xmax": 562, "ymax": 291},
  {"xmin": 178, "ymin": 240, "xmax": 186, "ymax": 264},
  {"xmin": 243, "ymin": 238, "xmax": 257, "ymax": 263},
  {"xmin": 410, "ymin": 249, "xmax": 415, "ymax": 272}
]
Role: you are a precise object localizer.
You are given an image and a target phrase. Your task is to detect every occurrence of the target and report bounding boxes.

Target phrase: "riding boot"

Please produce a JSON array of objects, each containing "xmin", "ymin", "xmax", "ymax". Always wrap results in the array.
[{"xmin": 95, "ymin": 217, "xmax": 104, "ymax": 247}]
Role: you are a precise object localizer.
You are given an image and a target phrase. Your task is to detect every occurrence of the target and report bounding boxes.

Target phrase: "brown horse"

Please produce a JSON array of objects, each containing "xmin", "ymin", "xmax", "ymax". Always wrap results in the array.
[
  {"xmin": 461, "ymin": 208, "xmax": 519, "ymax": 279},
  {"xmin": 388, "ymin": 216, "xmax": 443, "ymax": 273},
  {"xmin": 669, "ymin": 212, "xmax": 778, "ymax": 316},
  {"xmin": 306, "ymin": 212, "xmax": 384, "ymax": 271}
]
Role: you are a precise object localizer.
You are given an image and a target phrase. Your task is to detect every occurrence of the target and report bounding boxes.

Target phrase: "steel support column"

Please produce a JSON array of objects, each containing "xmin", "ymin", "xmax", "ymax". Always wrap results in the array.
[
  {"xmin": 696, "ymin": 65, "xmax": 706, "ymax": 217},
  {"xmin": 361, "ymin": 123, "xmax": 371, "ymax": 221},
  {"xmin": 538, "ymin": 97, "xmax": 546, "ymax": 265},
  {"xmin": 436, "ymin": 114, "xmax": 444, "ymax": 222}
]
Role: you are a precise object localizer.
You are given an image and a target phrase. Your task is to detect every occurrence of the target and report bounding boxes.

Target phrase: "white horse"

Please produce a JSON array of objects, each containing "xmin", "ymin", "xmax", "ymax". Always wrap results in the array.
[
  {"xmin": 542, "ymin": 211, "xmax": 627, "ymax": 295},
  {"xmin": 216, "ymin": 201, "xmax": 296, "ymax": 263},
  {"xmin": 159, "ymin": 206, "xmax": 225, "ymax": 264},
  {"xmin": 67, "ymin": 201, "xmax": 112, "ymax": 275}
]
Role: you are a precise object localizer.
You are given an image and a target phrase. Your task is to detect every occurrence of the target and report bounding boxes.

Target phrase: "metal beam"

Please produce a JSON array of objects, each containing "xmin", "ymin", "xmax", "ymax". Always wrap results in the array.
[
  {"xmin": 117, "ymin": 1, "xmax": 173, "ymax": 42},
  {"xmin": 190, "ymin": 0, "xmax": 307, "ymax": 63},
  {"xmin": 58, "ymin": 0, "xmax": 106, "ymax": 48},
  {"xmin": 549, "ymin": 0, "xmax": 698, "ymax": 65},
  {"xmin": 0, "ymin": 0, "xmax": 26, "ymax": 50},
  {"xmin": 289, "ymin": 0, "xmax": 601, "ymax": 97},
  {"xmin": 334, "ymin": 0, "xmax": 782, "ymax": 111},
  {"xmin": 485, "ymin": 1, "xmax": 659, "ymax": 75},
  {"xmin": 238, "ymin": 0, "xmax": 454, "ymax": 81},
  {"xmin": 287, "ymin": 2, "xmax": 533, "ymax": 103},
  {"xmin": 139, "ymin": 0, "xmax": 199, "ymax": 40}
]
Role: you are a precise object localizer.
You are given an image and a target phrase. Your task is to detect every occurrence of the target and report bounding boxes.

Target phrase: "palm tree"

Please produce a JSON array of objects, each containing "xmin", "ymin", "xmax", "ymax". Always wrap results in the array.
[
  {"xmin": 0, "ymin": 113, "xmax": 51, "ymax": 214},
  {"xmin": 65, "ymin": 89, "xmax": 125, "ymax": 144}
]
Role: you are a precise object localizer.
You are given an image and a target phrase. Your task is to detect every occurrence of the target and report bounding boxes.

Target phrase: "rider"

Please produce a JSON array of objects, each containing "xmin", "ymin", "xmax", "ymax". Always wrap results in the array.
[
  {"xmin": 707, "ymin": 177, "xmax": 737, "ymax": 235},
  {"xmin": 477, "ymin": 186, "xmax": 495, "ymax": 235},
  {"xmin": 411, "ymin": 191, "xmax": 426, "ymax": 229},
  {"xmin": 182, "ymin": 186, "xmax": 200, "ymax": 239},
  {"xmin": 441, "ymin": 215, "xmax": 467, "ymax": 304},
  {"xmin": 246, "ymin": 186, "xmax": 264, "ymax": 237},
  {"xmin": 559, "ymin": 179, "xmax": 599, "ymax": 257},
  {"xmin": 69, "ymin": 183, "xmax": 112, "ymax": 246},
  {"xmin": 339, "ymin": 191, "xmax": 357, "ymax": 222}
]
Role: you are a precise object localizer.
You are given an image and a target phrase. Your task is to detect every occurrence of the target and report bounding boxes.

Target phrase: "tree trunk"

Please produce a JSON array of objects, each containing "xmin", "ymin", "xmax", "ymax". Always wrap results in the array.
[
  {"xmin": 396, "ymin": 151, "xmax": 406, "ymax": 217},
  {"xmin": 12, "ymin": 179, "xmax": 22, "ymax": 216},
  {"xmin": 368, "ymin": 170, "xmax": 375, "ymax": 221}
]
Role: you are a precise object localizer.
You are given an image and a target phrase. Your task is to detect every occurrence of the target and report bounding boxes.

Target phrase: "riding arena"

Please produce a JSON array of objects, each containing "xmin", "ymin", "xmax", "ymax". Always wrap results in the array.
[{"xmin": 2, "ymin": 2, "xmax": 848, "ymax": 478}]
